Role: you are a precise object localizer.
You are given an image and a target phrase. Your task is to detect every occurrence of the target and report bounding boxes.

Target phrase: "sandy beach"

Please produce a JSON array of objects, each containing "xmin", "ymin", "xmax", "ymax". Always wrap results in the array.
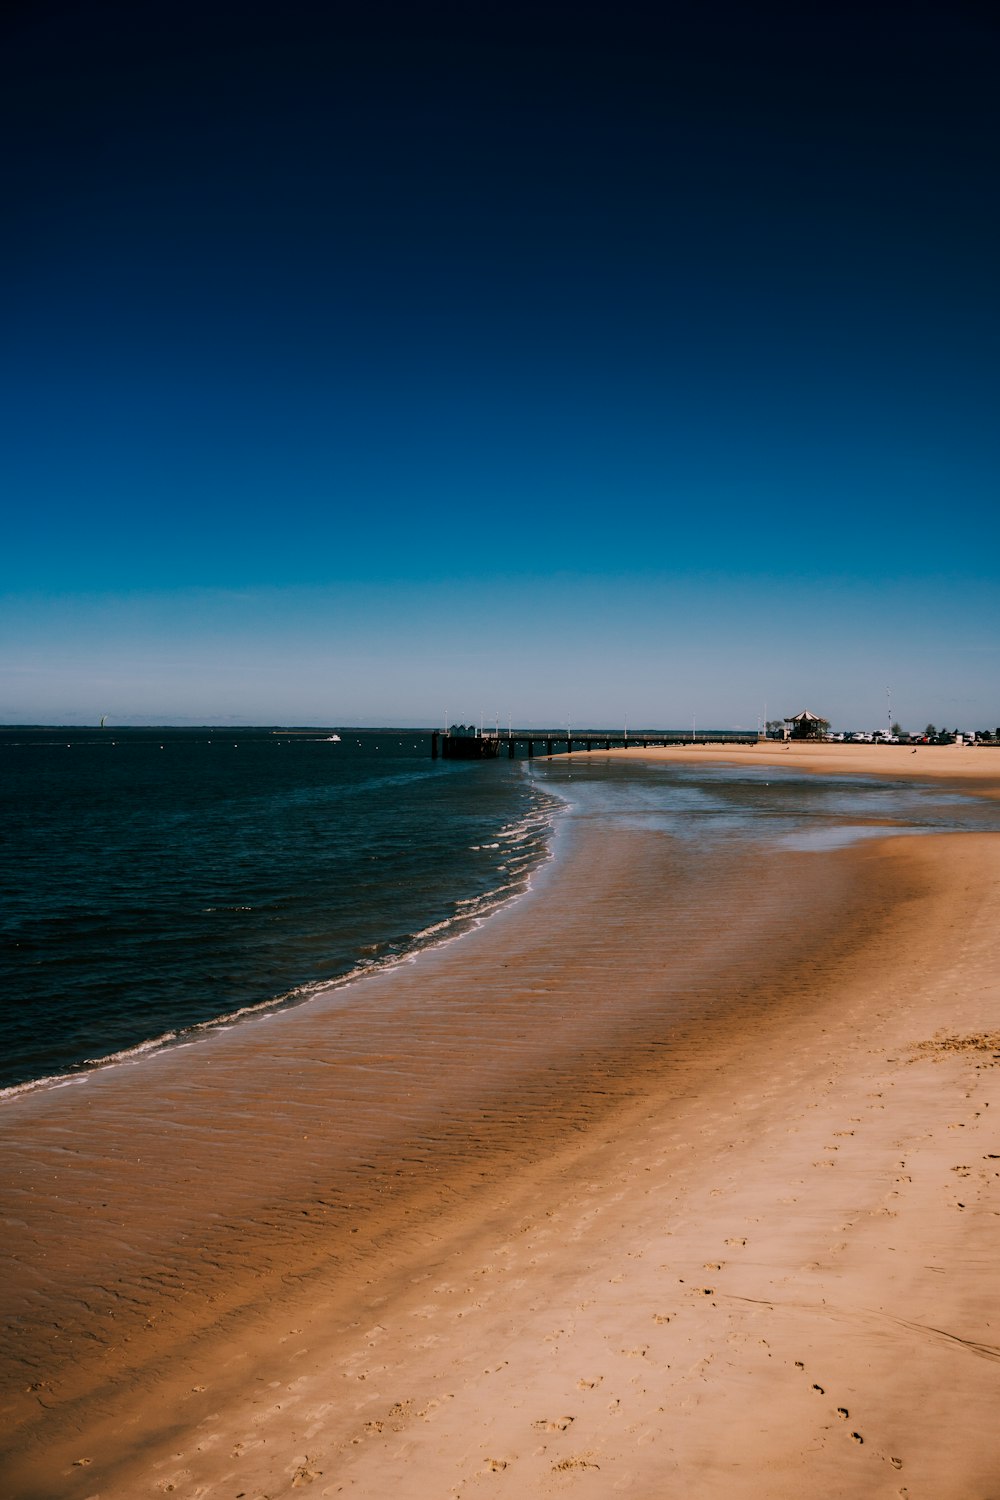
[
  {"xmin": 3, "ymin": 747, "xmax": 1000, "ymax": 1498},
  {"xmin": 597, "ymin": 738, "xmax": 1000, "ymax": 792}
]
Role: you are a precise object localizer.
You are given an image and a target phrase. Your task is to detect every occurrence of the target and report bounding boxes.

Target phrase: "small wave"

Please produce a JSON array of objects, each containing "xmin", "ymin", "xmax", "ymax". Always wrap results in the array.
[
  {"xmin": 0, "ymin": 1031, "xmax": 179, "ymax": 1100},
  {"xmin": 404, "ymin": 915, "xmax": 456, "ymax": 943},
  {"xmin": 0, "ymin": 1069, "xmax": 83, "ymax": 1101},
  {"xmin": 82, "ymin": 1031, "xmax": 179, "ymax": 1067},
  {"xmin": 1, "ymin": 777, "xmax": 563, "ymax": 1105}
]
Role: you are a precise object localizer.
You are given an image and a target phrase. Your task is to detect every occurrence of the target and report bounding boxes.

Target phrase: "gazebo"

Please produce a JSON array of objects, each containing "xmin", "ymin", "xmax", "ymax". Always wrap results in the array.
[{"xmin": 783, "ymin": 709, "xmax": 827, "ymax": 741}]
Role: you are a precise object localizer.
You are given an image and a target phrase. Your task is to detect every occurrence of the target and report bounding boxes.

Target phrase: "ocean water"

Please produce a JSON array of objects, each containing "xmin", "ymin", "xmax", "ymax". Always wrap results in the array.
[
  {"xmin": 4, "ymin": 730, "xmax": 998, "ymax": 1097},
  {"xmin": 0, "ymin": 728, "xmax": 556, "ymax": 1094}
]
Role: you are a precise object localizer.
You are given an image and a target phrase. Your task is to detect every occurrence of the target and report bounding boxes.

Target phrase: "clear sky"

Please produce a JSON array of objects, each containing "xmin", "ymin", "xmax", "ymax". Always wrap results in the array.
[{"xmin": 3, "ymin": 1, "xmax": 998, "ymax": 729}]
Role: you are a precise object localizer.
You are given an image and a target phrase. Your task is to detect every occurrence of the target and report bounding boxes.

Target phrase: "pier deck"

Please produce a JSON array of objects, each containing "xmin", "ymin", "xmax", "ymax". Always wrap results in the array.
[{"xmin": 432, "ymin": 731, "xmax": 761, "ymax": 759}]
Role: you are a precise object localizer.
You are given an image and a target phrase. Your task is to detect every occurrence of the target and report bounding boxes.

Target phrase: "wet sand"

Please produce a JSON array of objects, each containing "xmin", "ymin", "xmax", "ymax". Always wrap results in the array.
[
  {"xmin": 2, "ymin": 756, "xmax": 1000, "ymax": 1497},
  {"xmin": 604, "ymin": 738, "xmax": 1000, "ymax": 794}
]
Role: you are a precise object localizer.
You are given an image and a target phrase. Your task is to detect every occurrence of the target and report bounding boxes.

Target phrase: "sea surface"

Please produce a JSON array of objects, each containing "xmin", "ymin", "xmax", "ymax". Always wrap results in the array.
[
  {"xmin": 3, "ymin": 729, "xmax": 999, "ymax": 1096},
  {"xmin": 0, "ymin": 728, "xmax": 556, "ymax": 1093}
]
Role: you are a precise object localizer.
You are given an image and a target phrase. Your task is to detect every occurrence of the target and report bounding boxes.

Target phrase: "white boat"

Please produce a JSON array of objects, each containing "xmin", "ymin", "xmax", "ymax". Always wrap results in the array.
[{"xmin": 325, "ymin": 734, "xmax": 342, "ymax": 742}]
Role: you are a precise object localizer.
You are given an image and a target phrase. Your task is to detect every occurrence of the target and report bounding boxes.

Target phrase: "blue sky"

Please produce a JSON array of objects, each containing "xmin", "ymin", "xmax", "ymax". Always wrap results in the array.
[{"xmin": 3, "ymin": 1, "xmax": 999, "ymax": 728}]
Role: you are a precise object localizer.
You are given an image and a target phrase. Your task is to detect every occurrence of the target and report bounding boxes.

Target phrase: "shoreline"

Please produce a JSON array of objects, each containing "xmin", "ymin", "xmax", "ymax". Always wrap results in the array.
[
  {"xmin": 3, "ymin": 759, "xmax": 1000, "ymax": 1496},
  {"xmin": 585, "ymin": 739, "xmax": 1000, "ymax": 794},
  {"xmin": 0, "ymin": 773, "xmax": 561, "ymax": 1104}
]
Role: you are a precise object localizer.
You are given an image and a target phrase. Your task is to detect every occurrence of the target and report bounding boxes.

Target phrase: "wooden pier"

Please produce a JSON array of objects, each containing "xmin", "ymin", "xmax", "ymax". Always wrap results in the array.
[{"xmin": 431, "ymin": 731, "xmax": 761, "ymax": 760}]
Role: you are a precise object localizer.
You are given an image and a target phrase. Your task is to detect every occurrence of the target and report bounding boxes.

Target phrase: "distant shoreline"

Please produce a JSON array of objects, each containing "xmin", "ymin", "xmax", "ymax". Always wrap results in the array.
[{"xmin": 554, "ymin": 738, "xmax": 1000, "ymax": 796}]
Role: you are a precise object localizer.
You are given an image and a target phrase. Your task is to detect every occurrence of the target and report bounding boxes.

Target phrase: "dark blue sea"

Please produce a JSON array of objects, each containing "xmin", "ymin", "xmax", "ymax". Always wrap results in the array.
[
  {"xmin": 4, "ymin": 729, "xmax": 999, "ymax": 1096},
  {"xmin": 0, "ymin": 727, "xmax": 557, "ymax": 1094}
]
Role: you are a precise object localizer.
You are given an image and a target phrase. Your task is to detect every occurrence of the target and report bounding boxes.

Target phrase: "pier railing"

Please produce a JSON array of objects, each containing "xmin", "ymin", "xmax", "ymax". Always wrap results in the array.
[{"xmin": 432, "ymin": 731, "xmax": 761, "ymax": 760}]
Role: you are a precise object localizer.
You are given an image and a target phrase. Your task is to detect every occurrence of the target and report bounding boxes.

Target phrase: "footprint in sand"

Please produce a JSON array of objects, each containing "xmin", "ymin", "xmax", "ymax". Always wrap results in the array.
[
  {"xmin": 533, "ymin": 1416, "xmax": 575, "ymax": 1432},
  {"xmin": 291, "ymin": 1461, "xmax": 322, "ymax": 1485},
  {"xmin": 387, "ymin": 1401, "xmax": 414, "ymax": 1431}
]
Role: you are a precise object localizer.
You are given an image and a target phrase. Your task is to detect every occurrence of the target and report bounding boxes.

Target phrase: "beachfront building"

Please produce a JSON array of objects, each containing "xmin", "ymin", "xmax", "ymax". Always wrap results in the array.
[{"xmin": 783, "ymin": 709, "xmax": 829, "ymax": 740}]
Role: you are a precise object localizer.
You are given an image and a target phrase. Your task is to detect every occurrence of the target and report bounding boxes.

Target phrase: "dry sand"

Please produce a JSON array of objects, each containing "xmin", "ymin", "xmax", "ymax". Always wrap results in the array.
[{"xmin": 2, "ymin": 749, "xmax": 1000, "ymax": 1498}]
